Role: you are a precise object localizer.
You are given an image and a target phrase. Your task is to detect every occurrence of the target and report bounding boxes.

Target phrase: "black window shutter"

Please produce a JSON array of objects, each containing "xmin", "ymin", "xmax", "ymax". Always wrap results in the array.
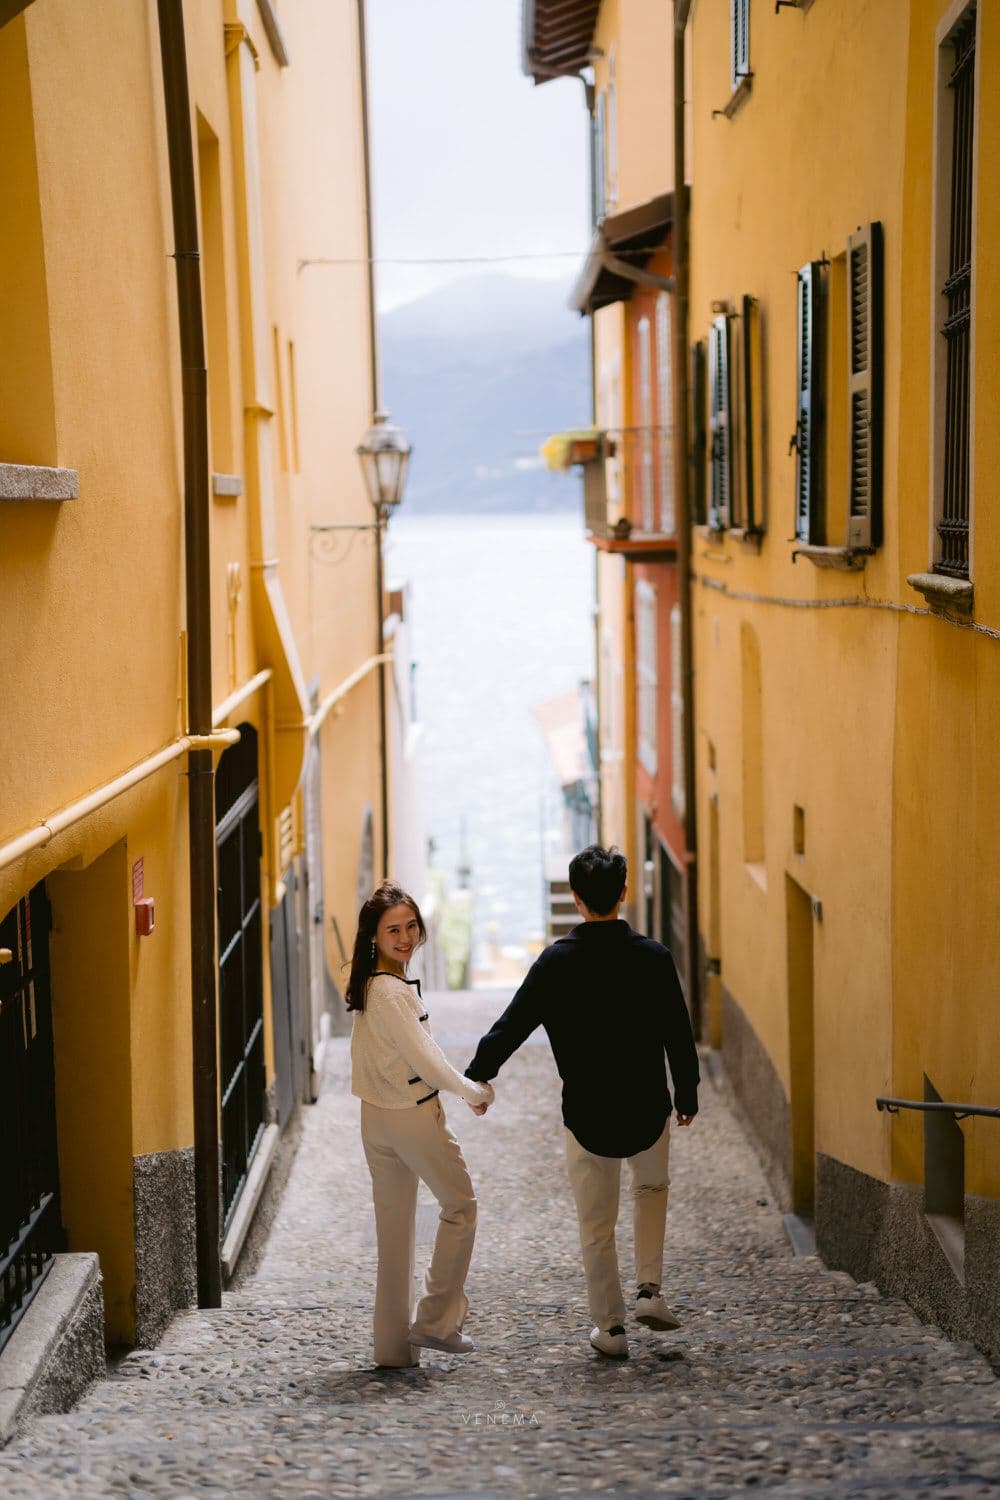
[
  {"xmin": 709, "ymin": 315, "xmax": 732, "ymax": 530},
  {"xmin": 795, "ymin": 261, "xmax": 826, "ymax": 544},
  {"xmin": 846, "ymin": 222, "xmax": 883, "ymax": 549},
  {"xmin": 691, "ymin": 340, "xmax": 708, "ymax": 527}
]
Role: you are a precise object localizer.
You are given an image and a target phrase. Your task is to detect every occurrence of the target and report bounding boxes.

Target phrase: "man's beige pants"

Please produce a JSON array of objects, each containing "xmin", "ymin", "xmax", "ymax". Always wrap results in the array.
[
  {"xmin": 564, "ymin": 1118, "xmax": 671, "ymax": 1331},
  {"xmin": 361, "ymin": 1097, "xmax": 477, "ymax": 1367}
]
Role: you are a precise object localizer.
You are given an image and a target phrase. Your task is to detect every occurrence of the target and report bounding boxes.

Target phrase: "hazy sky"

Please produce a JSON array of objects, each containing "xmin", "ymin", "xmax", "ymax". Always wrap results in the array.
[{"xmin": 367, "ymin": 0, "xmax": 591, "ymax": 311}]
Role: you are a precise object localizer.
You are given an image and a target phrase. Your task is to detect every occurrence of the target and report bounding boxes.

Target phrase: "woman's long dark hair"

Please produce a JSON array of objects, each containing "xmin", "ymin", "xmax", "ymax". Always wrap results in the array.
[{"xmin": 345, "ymin": 882, "xmax": 427, "ymax": 1012}]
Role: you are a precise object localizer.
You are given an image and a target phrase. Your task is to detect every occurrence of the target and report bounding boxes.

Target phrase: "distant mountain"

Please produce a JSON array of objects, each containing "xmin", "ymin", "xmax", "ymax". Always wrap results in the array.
[{"xmin": 379, "ymin": 274, "xmax": 592, "ymax": 515}]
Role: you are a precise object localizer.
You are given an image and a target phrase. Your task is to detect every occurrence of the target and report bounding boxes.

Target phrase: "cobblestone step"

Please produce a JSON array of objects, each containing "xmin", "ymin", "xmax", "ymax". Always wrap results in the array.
[{"xmin": 0, "ymin": 989, "xmax": 997, "ymax": 1498}]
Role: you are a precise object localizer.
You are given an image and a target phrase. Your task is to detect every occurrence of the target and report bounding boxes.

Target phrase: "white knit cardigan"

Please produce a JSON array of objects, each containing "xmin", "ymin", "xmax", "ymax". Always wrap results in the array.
[{"xmin": 351, "ymin": 972, "xmax": 495, "ymax": 1110}]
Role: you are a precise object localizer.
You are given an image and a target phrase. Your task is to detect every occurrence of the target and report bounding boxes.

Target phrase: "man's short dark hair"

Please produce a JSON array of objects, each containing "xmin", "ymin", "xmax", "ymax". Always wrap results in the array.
[{"xmin": 568, "ymin": 844, "xmax": 627, "ymax": 916}]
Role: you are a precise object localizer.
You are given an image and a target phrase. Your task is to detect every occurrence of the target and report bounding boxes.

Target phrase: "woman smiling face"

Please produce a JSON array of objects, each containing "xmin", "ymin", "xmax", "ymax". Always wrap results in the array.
[{"xmin": 374, "ymin": 902, "xmax": 422, "ymax": 975}]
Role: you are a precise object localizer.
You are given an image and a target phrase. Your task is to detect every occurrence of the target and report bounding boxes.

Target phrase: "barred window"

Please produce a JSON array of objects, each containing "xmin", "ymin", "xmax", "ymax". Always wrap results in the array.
[{"xmin": 935, "ymin": 4, "xmax": 976, "ymax": 579}]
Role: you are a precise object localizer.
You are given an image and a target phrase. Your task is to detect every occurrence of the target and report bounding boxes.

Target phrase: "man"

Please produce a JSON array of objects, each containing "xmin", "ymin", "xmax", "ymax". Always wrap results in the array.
[{"xmin": 465, "ymin": 844, "xmax": 699, "ymax": 1359}]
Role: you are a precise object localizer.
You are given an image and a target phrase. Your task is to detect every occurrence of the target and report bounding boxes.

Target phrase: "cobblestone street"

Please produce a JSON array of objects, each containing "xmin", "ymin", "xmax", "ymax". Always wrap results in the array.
[{"xmin": 2, "ymin": 990, "xmax": 998, "ymax": 1498}]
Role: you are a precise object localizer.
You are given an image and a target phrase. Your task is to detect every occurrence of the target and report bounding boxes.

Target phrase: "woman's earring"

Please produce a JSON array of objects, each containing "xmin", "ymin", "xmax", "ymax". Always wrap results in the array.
[{"xmin": 370, "ymin": 940, "xmax": 377, "ymax": 964}]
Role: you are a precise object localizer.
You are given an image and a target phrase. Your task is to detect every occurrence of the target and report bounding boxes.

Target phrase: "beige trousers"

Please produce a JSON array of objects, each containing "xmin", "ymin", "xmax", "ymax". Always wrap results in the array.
[
  {"xmin": 361, "ymin": 1097, "xmax": 478, "ymax": 1367},
  {"xmin": 564, "ymin": 1118, "xmax": 671, "ymax": 1331}
]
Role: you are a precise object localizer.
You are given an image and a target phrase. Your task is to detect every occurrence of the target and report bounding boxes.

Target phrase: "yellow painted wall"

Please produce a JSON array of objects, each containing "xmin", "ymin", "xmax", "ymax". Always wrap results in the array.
[
  {"xmin": 889, "ymin": 0, "xmax": 1000, "ymax": 1200},
  {"xmin": 687, "ymin": 0, "xmax": 999, "ymax": 1200},
  {"xmin": 688, "ymin": 0, "xmax": 908, "ymax": 1187},
  {"xmin": 2, "ymin": 0, "xmax": 382, "ymax": 1338}
]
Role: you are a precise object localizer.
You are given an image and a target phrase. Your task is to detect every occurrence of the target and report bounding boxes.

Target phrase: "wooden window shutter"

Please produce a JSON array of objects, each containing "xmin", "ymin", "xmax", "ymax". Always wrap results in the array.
[
  {"xmin": 846, "ymin": 222, "xmax": 883, "ymax": 549},
  {"xmin": 732, "ymin": 0, "xmax": 750, "ymax": 90},
  {"xmin": 691, "ymin": 341, "xmax": 708, "ymax": 527},
  {"xmin": 709, "ymin": 315, "xmax": 732, "ymax": 530},
  {"xmin": 795, "ymin": 261, "xmax": 827, "ymax": 544}
]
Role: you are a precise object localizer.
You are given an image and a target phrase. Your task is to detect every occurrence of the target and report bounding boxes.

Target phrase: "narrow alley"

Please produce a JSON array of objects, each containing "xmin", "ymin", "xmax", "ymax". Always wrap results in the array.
[{"xmin": 2, "ymin": 992, "xmax": 997, "ymax": 1500}]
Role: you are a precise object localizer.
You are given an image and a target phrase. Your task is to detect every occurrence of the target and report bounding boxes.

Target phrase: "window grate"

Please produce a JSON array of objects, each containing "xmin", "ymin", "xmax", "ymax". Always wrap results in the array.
[{"xmin": 937, "ymin": 5, "xmax": 976, "ymax": 579}]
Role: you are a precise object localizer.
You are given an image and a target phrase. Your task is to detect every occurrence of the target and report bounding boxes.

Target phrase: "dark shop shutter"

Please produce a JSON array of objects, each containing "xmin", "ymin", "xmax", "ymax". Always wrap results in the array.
[
  {"xmin": 709, "ymin": 314, "xmax": 731, "ymax": 530},
  {"xmin": 795, "ymin": 262, "xmax": 826, "ymax": 544},
  {"xmin": 846, "ymin": 222, "xmax": 883, "ymax": 549}
]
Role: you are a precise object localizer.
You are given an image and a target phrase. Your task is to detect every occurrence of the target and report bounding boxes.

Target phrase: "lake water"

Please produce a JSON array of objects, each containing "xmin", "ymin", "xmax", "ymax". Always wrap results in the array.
[{"xmin": 386, "ymin": 513, "xmax": 594, "ymax": 965}]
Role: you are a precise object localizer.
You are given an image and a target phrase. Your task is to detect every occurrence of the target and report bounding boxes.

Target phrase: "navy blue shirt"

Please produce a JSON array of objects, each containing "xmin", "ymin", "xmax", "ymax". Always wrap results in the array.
[{"xmin": 465, "ymin": 920, "xmax": 700, "ymax": 1157}]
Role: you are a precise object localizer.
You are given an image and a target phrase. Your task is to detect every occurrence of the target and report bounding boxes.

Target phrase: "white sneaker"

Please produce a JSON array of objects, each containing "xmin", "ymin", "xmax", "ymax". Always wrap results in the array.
[
  {"xmin": 589, "ymin": 1324, "xmax": 629, "ymax": 1358},
  {"xmin": 634, "ymin": 1290, "xmax": 681, "ymax": 1331},
  {"xmin": 408, "ymin": 1328, "xmax": 475, "ymax": 1354}
]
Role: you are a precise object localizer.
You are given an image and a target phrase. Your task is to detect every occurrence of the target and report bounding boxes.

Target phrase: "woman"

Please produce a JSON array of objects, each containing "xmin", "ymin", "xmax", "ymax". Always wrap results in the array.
[{"xmin": 348, "ymin": 882, "xmax": 494, "ymax": 1368}]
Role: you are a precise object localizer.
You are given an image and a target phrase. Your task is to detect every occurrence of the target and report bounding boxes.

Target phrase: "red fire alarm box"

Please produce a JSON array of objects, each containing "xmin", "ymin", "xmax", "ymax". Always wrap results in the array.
[{"xmin": 135, "ymin": 897, "xmax": 155, "ymax": 937}]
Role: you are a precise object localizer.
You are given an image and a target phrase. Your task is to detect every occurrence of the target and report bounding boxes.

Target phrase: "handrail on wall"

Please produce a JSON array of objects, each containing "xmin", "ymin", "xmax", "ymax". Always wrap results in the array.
[{"xmin": 876, "ymin": 1096, "xmax": 1000, "ymax": 1122}]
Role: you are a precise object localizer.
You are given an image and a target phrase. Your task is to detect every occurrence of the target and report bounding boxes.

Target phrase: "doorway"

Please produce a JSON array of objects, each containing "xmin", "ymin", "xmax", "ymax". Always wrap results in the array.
[
  {"xmin": 0, "ymin": 881, "xmax": 63, "ymax": 1351},
  {"xmin": 215, "ymin": 725, "xmax": 267, "ymax": 1228}
]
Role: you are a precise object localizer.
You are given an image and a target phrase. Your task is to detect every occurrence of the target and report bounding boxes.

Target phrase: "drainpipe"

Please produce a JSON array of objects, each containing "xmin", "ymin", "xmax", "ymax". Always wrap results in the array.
[
  {"xmin": 357, "ymin": 0, "xmax": 390, "ymax": 879},
  {"xmin": 157, "ymin": 0, "xmax": 222, "ymax": 1307},
  {"xmin": 672, "ymin": 0, "xmax": 701, "ymax": 1032}
]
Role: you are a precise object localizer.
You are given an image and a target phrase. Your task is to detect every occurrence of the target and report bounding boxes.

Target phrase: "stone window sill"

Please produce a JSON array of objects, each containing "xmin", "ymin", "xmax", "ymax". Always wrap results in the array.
[
  {"xmin": 212, "ymin": 472, "xmax": 243, "ymax": 499},
  {"xmin": 0, "ymin": 462, "xmax": 78, "ymax": 503},
  {"xmin": 906, "ymin": 571, "xmax": 973, "ymax": 616},
  {"xmin": 793, "ymin": 544, "xmax": 873, "ymax": 572}
]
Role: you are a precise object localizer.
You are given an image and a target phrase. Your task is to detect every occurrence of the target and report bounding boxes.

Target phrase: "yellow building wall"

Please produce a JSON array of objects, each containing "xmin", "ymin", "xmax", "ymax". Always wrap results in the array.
[
  {"xmin": 688, "ymin": 0, "xmax": 910, "ymax": 1187},
  {"xmin": 889, "ymin": 0, "xmax": 1000, "ymax": 1201},
  {"xmin": 2, "ymin": 0, "xmax": 381, "ymax": 1340}
]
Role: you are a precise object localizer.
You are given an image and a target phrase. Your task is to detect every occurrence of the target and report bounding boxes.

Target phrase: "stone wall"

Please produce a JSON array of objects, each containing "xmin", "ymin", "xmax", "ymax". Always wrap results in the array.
[{"xmin": 133, "ymin": 1148, "xmax": 196, "ymax": 1349}]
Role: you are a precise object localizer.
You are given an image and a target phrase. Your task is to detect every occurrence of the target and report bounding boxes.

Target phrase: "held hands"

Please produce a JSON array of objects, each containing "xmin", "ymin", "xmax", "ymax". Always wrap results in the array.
[{"xmin": 675, "ymin": 1114, "xmax": 695, "ymax": 1127}]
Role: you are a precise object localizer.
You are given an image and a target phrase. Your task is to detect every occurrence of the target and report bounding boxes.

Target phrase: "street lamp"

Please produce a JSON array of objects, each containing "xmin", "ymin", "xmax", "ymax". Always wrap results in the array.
[
  {"xmin": 356, "ymin": 410, "xmax": 412, "ymax": 513},
  {"xmin": 356, "ymin": 411, "xmax": 412, "ymax": 882}
]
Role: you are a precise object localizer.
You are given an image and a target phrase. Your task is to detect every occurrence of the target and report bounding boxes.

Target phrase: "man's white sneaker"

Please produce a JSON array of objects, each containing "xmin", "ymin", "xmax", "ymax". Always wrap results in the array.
[
  {"xmin": 634, "ymin": 1290, "xmax": 681, "ymax": 1331},
  {"xmin": 408, "ymin": 1328, "xmax": 475, "ymax": 1354},
  {"xmin": 589, "ymin": 1324, "xmax": 629, "ymax": 1358}
]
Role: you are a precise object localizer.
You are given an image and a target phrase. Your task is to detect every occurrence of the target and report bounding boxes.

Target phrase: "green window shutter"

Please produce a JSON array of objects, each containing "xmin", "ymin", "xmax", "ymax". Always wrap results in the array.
[
  {"xmin": 795, "ymin": 261, "xmax": 827, "ymax": 544},
  {"xmin": 691, "ymin": 340, "xmax": 708, "ymax": 527},
  {"xmin": 846, "ymin": 222, "xmax": 883, "ymax": 549},
  {"xmin": 709, "ymin": 315, "xmax": 732, "ymax": 530}
]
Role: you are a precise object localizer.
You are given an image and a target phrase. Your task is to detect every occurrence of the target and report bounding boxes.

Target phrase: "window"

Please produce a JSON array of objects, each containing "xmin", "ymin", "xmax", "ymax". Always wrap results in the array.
[
  {"xmin": 794, "ymin": 261, "xmax": 828, "ymax": 544},
  {"xmin": 933, "ymin": 4, "xmax": 977, "ymax": 579},
  {"xmin": 731, "ymin": 0, "xmax": 751, "ymax": 92},
  {"xmin": 637, "ymin": 316, "xmax": 654, "ymax": 530},
  {"xmin": 670, "ymin": 603, "xmax": 685, "ymax": 820},
  {"xmin": 656, "ymin": 293, "xmax": 675, "ymax": 533},
  {"xmin": 708, "ymin": 314, "xmax": 732, "ymax": 530},
  {"xmin": 635, "ymin": 580, "xmax": 658, "ymax": 777},
  {"xmin": 846, "ymin": 223, "xmax": 883, "ymax": 548}
]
